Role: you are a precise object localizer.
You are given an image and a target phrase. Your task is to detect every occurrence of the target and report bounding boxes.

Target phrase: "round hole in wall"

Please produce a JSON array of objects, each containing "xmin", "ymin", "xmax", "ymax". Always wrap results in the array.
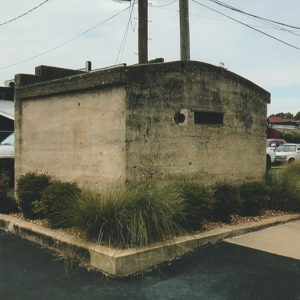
[{"xmin": 174, "ymin": 112, "xmax": 186, "ymax": 124}]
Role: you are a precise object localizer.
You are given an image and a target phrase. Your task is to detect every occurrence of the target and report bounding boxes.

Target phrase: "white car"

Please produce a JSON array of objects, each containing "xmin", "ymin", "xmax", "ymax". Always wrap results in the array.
[
  {"xmin": 266, "ymin": 147, "xmax": 276, "ymax": 168},
  {"xmin": 266, "ymin": 139, "xmax": 286, "ymax": 168},
  {"xmin": 274, "ymin": 143, "xmax": 300, "ymax": 164},
  {"xmin": 0, "ymin": 133, "xmax": 14, "ymax": 186}
]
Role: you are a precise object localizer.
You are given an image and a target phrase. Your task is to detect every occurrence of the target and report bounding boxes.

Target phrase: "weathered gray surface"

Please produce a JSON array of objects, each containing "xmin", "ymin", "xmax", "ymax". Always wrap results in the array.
[{"xmin": 15, "ymin": 61, "xmax": 270, "ymax": 188}]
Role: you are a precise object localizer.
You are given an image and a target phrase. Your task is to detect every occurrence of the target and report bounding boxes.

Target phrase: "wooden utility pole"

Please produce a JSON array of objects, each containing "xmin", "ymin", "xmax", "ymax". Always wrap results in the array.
[
  {"xmin": 138, "ymin": 0, "xmax": 148, "ymax": 63},
  {"xmin": 179, "ymin": 0, "xmax": 190, "ymax": 61}
]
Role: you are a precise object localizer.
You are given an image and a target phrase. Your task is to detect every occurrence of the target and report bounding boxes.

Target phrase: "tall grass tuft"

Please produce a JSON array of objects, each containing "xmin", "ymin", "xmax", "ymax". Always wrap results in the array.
[
  {"xmin": 267, "ymin": 162, "xmax": 300, "ymax": 211},
  {"xmin": 67, "ymin": 183, "xmax": 185, "ymax": 248}
]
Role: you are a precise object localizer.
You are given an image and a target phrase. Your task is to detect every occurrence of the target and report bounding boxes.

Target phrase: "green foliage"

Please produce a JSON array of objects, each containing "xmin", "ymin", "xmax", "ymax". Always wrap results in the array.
[
  {"xmin": 41, "ymin": 180, "xmax": 80, "ymax": 228},
  {"xmin": 267, "ymin": 163, "xmax": 300, "ymax": 211},
  {"xmin": 239, "ymin": 182, "xmax": 269, "ymax": 216},
  {"xmin": 66, "ymin": 183, "xmax": 185, "ymax": 248},
  {"xmin": 213, "ymin": 184, "xmax": 242, "ymax": 223},
  {"xmin": 0, "ymin": 175, "xmax": 18, "ymax": 214},
  {"xmin": 176, "ymin": 183, "xmax": 213, "ymax": 230},
  {"xmin": 279, "ymin": 130, "xmax": 300, "ymax": 144},
  {"xmin": 294, "ymin": 111, "xmax": 300, "ymax": 121},
  {"xmin": 270, "ymin": 112, "xmax": 294, "ymax": 119},
  {"xmin": 17, "ymin": 172, "xmax": 51, "ymax": 219}
]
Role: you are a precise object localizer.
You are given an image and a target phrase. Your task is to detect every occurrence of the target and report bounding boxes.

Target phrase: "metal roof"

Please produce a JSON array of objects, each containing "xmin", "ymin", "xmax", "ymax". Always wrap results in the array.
[{"xmin": 0, "ymin": 100, "xmax": 14, "ymax": 120}]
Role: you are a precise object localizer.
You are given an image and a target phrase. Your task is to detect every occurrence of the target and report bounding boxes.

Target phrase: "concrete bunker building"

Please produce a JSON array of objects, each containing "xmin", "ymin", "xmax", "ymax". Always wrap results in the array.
[{"xmin": 15, "ymin": 61, "xmax": 270, "ymax": 190}]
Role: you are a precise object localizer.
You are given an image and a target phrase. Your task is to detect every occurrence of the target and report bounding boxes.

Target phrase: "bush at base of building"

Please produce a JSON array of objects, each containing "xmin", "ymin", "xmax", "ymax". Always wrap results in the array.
[
  {"xmin": 16, "ymin": 172, "xmax": 51, "ymax": 219},
  {"xmin": 239, "ymin": 182, "xmax": 270, "ymax": 216},
  {"xmin": 41, "ymin": 180, "xmax": 81, "ymax": 228},
  {"xmin": 0, "ymin": 175, "xmax": 18, "ymax": 214},
  {"xmin": 213, "ymin": 184, "xmax": 242, "ymax": 223}
]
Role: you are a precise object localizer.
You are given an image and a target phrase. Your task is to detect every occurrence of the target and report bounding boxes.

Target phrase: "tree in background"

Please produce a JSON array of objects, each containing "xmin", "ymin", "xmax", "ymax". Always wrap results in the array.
[
  {"xmin": 295, "ymin": 112, "xmax": 300, "ymax": 120},
  {"xmin": 269, "ymin": 112, "xmax": 296, "ymax": 119}
]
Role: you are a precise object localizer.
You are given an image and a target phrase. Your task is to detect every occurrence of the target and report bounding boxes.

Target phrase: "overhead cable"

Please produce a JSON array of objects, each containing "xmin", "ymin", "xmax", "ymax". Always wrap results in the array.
[
  {"xmin": 206, "ymin": 0, "xmax": 300, "ymax": 30},
  {"xmin": 192, "ymin": 0, "xmax": 300, "ymax": 51},
  {"xmin": 0, "ymin": 0, "xmax": 49, "ymax": 27},
  {"xmin": 0, "ymin": 6, "xmax": 130, "ymax": 70},
  {"xmin": 115, "ymin": 0, "xmax": 136, "ymax": 64}
]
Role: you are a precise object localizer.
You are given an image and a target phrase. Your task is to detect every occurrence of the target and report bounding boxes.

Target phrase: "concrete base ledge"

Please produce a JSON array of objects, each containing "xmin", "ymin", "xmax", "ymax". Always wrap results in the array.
[{"xmin": 0, "ymin": 213, "xmax": 299, "ymax": 278}]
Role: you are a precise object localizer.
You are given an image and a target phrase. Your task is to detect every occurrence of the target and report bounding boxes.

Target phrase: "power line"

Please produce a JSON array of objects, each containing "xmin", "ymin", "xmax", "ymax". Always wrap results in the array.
[
  {"xmin": 150, "ymin": 0, "xmax": 177, "ymax": 8},
  {"xmin": 205, "ymin": 0, "xmax": 300, "ymax": 30},
  {"xmin": 0, "ymin": 6, "xmax": 130, "ymax": 70},
  {"xmin": 0, "ymin": 0, "xmax": 49, "ymax": 27},
  {"xmin": 192, "ymin": 0, "xmax": 300, "ymax": 51},
  {"xmin": 115, "ymin": 0, "xmax": 136, "ymax": 64}
]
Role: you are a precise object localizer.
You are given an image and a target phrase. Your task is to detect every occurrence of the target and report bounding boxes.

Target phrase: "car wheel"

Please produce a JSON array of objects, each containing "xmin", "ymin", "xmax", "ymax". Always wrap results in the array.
[{"xmin": 288, "ymin": 158, "xmax": 295, "ymax": 163}]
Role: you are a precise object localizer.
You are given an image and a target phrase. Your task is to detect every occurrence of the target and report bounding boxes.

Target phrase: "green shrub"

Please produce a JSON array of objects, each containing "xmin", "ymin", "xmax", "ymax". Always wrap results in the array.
[
  {"xmin": 0, "ymin": 175, "xmax": 18, "ymax": 214},
  {"xmin": 239, "ymin": 182, "xmax": 269, "ymax": 216},
  {"xmin": 267, "ymin": 163, "xmax": 300, "ymax": 211},
  {"xmin": 41, "ymin": 180, "xmax": 80, "ymax": 228},
  {"xmin": 176, "ymin": 183, "xmax": 213, "ymax": 230},
  {"xmin": 213, "ymin": 184, "xmax": 242, "ymax": 223},
  {"xmin": 67, "ymin": 183, "xmax": 185, "ymax": 248},
  {"xmin": 17, "ymin": 172, "xmax": 51, "ymax": 219}
]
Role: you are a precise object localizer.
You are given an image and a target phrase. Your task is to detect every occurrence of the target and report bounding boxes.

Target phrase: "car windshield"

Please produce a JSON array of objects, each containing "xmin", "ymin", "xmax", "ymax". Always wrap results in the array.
[
  {"xmin": 276, "ymin": 145, "xmax": 296, "ymax": 153},
  {"xmin": 0, "ymin": 133, "xmax": 14, "ymax": 146}
]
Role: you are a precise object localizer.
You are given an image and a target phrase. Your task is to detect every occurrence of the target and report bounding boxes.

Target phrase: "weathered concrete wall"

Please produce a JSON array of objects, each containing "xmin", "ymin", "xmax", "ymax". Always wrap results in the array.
[
  {"xmin": 125, "ymin": 62, "xmax": 270, "ymax": 184},
  {"xmin": 15, "ymin": 86, "xmax": 126, "ymax": 190},
  {"xmin": 15, "ymin": 61, "xmax": 270, "ymax": 189}
]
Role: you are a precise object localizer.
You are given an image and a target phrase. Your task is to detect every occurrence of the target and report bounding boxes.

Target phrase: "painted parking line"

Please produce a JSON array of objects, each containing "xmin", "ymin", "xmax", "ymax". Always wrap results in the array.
[{"xmin": 225, "ymin": 220, "xmax": 300, "ymax": 260}]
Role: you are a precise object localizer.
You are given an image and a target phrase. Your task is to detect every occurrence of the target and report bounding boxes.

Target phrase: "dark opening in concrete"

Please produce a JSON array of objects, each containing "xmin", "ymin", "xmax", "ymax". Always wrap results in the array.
[
  {"xmin": 194, "ymin": 111, "xmax": 224, "ymax": 125},
  {"xmin": 174, "ymin": 112, "xmax": 186, "ymax": 124}
]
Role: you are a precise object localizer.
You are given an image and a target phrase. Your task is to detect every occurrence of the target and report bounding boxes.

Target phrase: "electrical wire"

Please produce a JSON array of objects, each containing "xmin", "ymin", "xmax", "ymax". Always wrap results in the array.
[
  {"xmin": 205, "ymin": 0, "xmax": 300, "ymax": 30},
  {"xmin": 0, "ymin": 0, "xmax": 49, "ymax": 27},
  {"xmin": 115, "ymin": 0, "xmax": 136, "ymax": 64},
  {"xmin": 192, "ymin": 0, "xmax": 300, "ymax": 51},
  {"xmin": 0, "ymin": 6, "xmax": 130, "ymax": 70},
  {"xmin": 150, "ymin": 0, "xmax": 177, "ymax": 8}
]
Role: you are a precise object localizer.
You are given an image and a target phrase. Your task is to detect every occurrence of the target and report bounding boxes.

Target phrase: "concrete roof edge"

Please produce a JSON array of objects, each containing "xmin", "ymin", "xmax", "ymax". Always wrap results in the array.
[
  {"xmin": 15, "ymin": 60, "xmax": 271, "ymax": 103},
  {"xmin": 15, "ymin": 66, "xmax": 127, "ymax": 100},
  {"xmin": 126, "ymin": 60, "xmax": 271, "ymax": 103}
]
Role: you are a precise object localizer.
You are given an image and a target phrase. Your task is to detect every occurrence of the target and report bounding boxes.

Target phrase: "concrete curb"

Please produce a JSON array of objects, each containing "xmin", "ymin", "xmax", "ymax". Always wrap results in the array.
[{"xmin": 0, "ymin": 213, "xmax": 299, "ymax": 277}]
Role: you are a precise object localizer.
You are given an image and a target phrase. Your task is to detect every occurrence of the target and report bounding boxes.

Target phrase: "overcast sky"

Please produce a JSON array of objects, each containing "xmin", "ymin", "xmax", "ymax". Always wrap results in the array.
[{"xmin": 1, "ymin": 0, "xmax": 299, "ymax": 115}]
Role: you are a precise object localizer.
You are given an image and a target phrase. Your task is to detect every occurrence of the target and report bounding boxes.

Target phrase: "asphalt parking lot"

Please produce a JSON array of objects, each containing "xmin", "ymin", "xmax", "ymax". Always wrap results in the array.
[{"xmin": 0, "ymin": 226, "xmax": 300, "ymax": 300}]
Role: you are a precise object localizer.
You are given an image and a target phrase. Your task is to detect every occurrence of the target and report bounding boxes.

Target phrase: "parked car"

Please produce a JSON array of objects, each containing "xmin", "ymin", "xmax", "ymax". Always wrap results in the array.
[
  {"xmin": 274, "ymin": 143, "xmax": 300, "ymax": 164},
  {"xmin": 266, "ymin": 139, "xmax": 285, "ymax": 168},
  {"xmin": 0, "ymin": 133, "xmax": 14, "ymax": 186}
]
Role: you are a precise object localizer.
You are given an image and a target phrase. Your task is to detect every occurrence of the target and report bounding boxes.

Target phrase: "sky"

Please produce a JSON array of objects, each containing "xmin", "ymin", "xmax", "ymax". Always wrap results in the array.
[{"xmin": 0, "ymin": 0, "xmax": 299, "ymax": 116}]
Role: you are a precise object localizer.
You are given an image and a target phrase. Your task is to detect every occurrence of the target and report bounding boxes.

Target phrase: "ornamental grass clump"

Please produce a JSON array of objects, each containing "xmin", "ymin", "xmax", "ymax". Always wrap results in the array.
[
  {"xmin": 267, "ymin": 162, "xmax": 300, "ymax": 212},
  {"xmin": 67, "ymin": 183, "xmax": 185, "ymax": 248}
]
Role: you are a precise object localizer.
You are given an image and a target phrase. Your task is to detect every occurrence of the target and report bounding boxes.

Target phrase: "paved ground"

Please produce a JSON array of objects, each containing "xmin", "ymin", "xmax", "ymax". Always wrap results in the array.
[
  {"xmin": 226, "ymin": 220, "xmax": 300, "ymax": 260},
  {"xmin": 0, "ymin": 223, "xmax": 300, "ymax": 300}
]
